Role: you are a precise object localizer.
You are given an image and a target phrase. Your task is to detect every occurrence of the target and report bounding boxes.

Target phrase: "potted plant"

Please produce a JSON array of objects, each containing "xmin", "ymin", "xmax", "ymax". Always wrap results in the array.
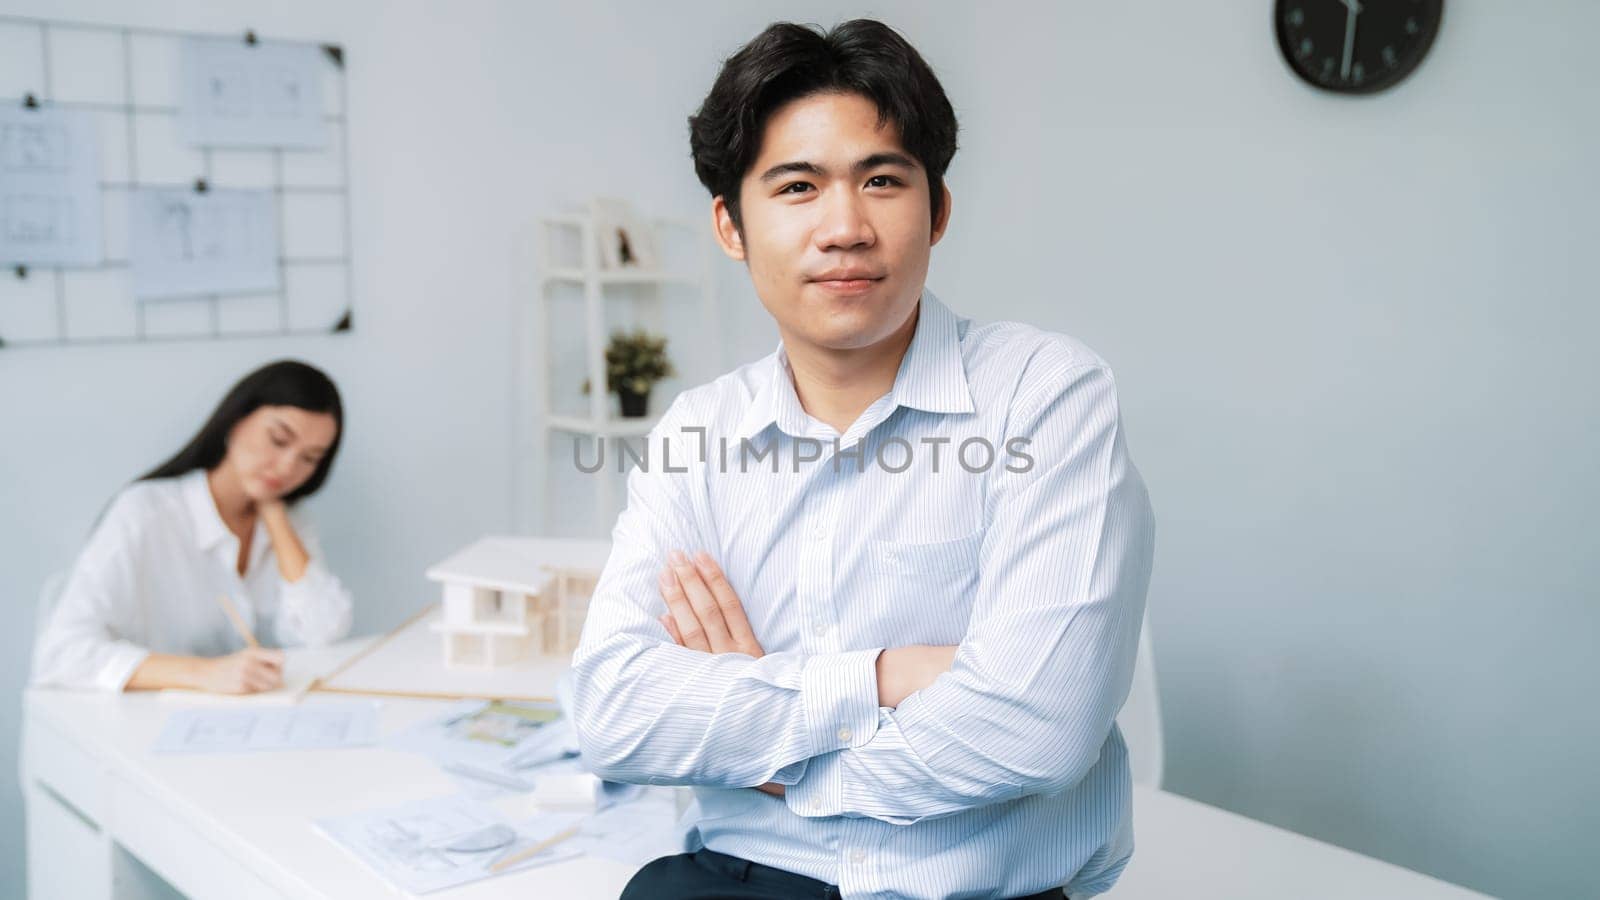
[{"xmin": 582, "ymin": 329, "xmax": 676, "ymax": 417}]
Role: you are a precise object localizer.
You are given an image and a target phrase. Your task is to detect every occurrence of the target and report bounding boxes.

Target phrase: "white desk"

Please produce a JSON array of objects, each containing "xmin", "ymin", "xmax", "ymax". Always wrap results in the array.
[
  {"xmin": 1105, "ymin": 789, "xmax": 1486, "ymax": 899},
  {"xmin": 21, "ymin": 641, "xmax": 640, "ymax": 900},
  {"xmin": 21, "ymin": 642, "xmax": 1487, "ymax": 900}
]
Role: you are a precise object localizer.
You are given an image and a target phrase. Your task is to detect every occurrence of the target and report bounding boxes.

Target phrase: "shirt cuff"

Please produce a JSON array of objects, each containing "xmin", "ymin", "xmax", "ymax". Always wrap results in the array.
[
  {"xmin": 800, "ymin": 647, "xmax": 882, "ymax": 759},
  {"xmin": 97, "ymin": 642, "xmax": 150, "ymax": 692},
  {"xmin": 770, "ymin": 758, "xmax": 809, "ymax": 786},
  {"xmin": 276, "ymin": 561, "xmax": 352, "ymax": 647},
  {"xmin": 785, "ymin": 748, "xmax": 844, "ymax": 818}
]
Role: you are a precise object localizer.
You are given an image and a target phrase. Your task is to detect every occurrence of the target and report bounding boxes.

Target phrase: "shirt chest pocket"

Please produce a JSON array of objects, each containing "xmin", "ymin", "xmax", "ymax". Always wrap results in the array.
[
  {"xmin": 862, "ymin": 529, "xmax": 984, "ymax": 643},
  {"xmin": 867, "ymin": 529, "xmax": 983, "ymax": 578}
]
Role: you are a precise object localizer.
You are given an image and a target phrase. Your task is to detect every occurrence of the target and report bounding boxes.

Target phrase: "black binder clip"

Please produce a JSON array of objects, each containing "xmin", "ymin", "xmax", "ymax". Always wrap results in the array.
[
  {"xmin": 22, "ymin": 93, "xmax": 39, "ymax": 109},
  {"xmin": 245, "ymin": 30, "xmax": 258, "ymax": 46},
  {"xmin": 14, "ymin": 265, "xmax": 26, "ymax": 279},
  {"xmin": 194, "ymin": 178, "xmax": 210, "ymax": 194}
]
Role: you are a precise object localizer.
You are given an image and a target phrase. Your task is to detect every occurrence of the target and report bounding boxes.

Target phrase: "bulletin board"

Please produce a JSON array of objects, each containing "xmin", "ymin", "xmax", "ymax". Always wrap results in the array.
[{"xmin": 0, "ymin": 15, "xmax": 354, "ymax": 349}]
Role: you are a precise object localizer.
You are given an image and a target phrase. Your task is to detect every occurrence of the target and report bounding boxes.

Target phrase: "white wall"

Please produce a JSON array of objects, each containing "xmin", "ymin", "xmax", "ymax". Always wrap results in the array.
[
  {"xmin": 946, "ymin": 7, "xmax": 1598, "ymax": 900},
  {"xmin": 1, "ymin": 2, "xmax": 1594, "ymax": 899}
]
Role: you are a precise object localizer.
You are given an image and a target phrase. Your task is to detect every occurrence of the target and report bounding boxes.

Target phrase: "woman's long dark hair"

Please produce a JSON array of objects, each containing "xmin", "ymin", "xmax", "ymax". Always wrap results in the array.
[{"xmin": 140, "ymin": 360, "xmax": 344, "ymax": 504}]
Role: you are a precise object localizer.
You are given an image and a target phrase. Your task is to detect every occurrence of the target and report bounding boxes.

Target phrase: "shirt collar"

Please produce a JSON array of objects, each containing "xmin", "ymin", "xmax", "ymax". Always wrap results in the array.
[
  {"xmin": 732, "ymin": 288, "xmax": 975, "ymax": 442},
  {"xmin": 182, "ymin": 468, "xmax": 273, "ymax": 578},
  {"xmin": 182, "ymin": 468, "xmax": 233, "ymax": 552},
  {"xmin": 888, "ymin": 288, "xmax": 976, "ymax": 417}
]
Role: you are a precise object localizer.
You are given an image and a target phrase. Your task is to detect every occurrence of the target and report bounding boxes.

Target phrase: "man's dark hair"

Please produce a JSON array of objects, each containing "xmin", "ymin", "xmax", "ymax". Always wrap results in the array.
[{"xmin": 688, "ymin": 19, "xmax": 958, "ymax": 236}]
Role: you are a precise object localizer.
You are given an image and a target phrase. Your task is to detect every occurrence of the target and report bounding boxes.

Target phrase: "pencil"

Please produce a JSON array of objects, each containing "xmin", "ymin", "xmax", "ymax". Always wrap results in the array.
[
  {"xmin": 215, "ymin": 593, "xmax": 260, "ymax": 649},
  {"xmin": 487, "ymin": 823, "xmax": 583, "ymax": 874}
]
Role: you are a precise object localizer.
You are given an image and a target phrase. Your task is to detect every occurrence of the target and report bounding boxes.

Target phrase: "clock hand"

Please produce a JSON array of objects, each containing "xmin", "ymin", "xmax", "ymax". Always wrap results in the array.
[{"xmin": 1340, "ymin": 0, "xmax": 1363, "ymax": 80}]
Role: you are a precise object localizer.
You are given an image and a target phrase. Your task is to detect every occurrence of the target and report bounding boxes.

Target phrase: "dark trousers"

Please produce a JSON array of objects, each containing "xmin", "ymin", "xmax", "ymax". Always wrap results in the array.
[{"xmin": 620, "ymin": 848, "xmax": 1069, "ymax": 900}]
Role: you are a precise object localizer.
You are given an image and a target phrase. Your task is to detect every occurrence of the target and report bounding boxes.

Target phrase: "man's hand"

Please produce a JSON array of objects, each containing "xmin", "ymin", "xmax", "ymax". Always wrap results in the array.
[
  {"xmin": 657, "ymin": 550, "xmax": 778, "ymax": 795},
  {"xmin": 657, "ymin": 551, "xmax": 960, "ymax": 709},
  {"xmin": 656, "ymin": 550, "xmax": 764, "ymax": 658},
  {"xmin": 877, "ymin": 645, "xmax": 959, "ymax": 708},
  {"xmin": 655, "ymin": 550, "xmax": 959, "ymax": 796}
]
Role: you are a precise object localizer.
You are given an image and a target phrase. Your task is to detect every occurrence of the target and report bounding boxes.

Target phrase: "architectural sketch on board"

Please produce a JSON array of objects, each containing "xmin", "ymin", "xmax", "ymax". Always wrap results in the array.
[
  {"xmin": 0, "ymin": 107, "xmax": 102, "ymax": 267},
  {"xmin": 128, "ymin": 188, "xmax": 280, "ymax": 299},
  {"xmin": 179, "ymin": 37, "xmax": 329, "ymax": 149}
]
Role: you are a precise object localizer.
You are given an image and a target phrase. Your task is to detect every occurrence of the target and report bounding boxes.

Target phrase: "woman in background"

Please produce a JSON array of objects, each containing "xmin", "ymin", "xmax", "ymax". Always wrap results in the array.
[{"xmin": 31, "ymin": 360, "xmax": 355, "ymax": 694}]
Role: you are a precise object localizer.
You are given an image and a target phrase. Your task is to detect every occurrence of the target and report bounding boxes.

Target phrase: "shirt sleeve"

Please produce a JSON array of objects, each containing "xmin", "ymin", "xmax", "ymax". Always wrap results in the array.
[
  {"xmin": 569, "ymin": 395, "xmax": 884, "ymax": 789},
  {"xmin": 784, "ymin": 360, "xmax": 1156, "ymax": 824},
  {"xmin": 30, "ymin": 493, "xmax": 154, "ymax": 692},
  {"xmin": 272, "ymin": 513, "xmax": 354, "ymax": 648}
]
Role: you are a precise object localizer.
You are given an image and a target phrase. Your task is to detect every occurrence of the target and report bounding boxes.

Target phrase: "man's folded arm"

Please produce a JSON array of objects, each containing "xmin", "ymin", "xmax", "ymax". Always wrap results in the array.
[
  {"xmin": 569, "ymin": 398, "xmax": 882, "ymax": 789},
  {"xmin": 786, "ymin": 362, "xmax": 1157, "ymax": 824}
]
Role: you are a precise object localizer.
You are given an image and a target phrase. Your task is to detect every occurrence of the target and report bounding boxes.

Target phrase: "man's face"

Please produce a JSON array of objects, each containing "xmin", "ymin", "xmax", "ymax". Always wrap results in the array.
[{"xmin": 713, "ymin": 91, "xmax": 951, "ymax": 353}]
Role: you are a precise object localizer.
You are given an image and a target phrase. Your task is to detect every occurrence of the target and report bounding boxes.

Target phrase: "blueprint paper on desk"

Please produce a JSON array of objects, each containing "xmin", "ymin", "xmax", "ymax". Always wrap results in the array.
[
  {"xmin": 394, "ymin": 701, "xmax": 604, "ymax": 803},
  {"xmin": 389, "ymin": 699, "xmax": 566, "ymax": 769},
  {"xmin": 396, "ymin": 703, "xmax": 619, "ymax": 807},
  {"xmin": 315, "ymin": 794, "xmax": 584, "ymax": 894},
  {"xmin": 152, "ymin": 702, "xmax": 379, "ymax": 753},
  {"xmin": 568, "ymin": 790, "xmax": 688, "ymax": 866},
  {"xmin": 0, "ymin": 107, "xmax": 102, "ymax": 266}
]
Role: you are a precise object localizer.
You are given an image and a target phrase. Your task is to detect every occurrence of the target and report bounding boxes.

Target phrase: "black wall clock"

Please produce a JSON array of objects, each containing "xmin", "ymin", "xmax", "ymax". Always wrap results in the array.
[{"xmin": 1276, "ymin": 0, "xmax": 1443, "ymax": 94}]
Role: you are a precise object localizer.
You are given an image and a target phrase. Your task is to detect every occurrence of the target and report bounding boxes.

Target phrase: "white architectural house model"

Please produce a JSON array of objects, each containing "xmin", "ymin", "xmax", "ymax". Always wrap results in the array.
[{"xmin": 425, "ymin": 537, "xmax": 612, "ymax": 668}]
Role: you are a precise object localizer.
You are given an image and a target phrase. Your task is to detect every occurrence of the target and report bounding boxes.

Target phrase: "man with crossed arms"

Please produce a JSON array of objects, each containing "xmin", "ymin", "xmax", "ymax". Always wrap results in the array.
[{"xmin": 570, "ymin": 18, "xmax": 1156, "ymax": 900}]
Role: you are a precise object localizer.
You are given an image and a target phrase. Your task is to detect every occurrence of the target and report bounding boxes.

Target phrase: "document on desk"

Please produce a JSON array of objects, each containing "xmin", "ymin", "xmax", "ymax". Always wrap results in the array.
[
  {"xmin": 390, "ymin": 698, "xmax": 593, "ymax": 801},
  {"xmin": 388, "ymin": 699, "xmax": 565, "ymax": 768},
  {"xmin": 152, "ymin": 701, "xmax": 380, "ymax": 753},
  {"xmin": 566, "ymin": 791, "xmax": 687, "ymax": 866},
  {"xmin": 314, "ymin": 794, "xmax": 584, "ymax": 894}
]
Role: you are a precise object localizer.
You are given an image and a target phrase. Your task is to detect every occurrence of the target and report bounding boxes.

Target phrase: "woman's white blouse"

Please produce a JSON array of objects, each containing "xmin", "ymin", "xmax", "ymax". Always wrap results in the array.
[{"xmin": 31, "ymin": 469, "xmax": 355, "ymax": 691}]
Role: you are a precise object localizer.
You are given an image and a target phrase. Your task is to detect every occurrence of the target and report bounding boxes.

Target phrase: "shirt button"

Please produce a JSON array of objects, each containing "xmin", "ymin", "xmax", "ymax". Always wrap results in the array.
[
  {"xmin": 837, "ymin": 726, "xmax": 852, "ymax": 743},
  {"xmin": 812, "ymin": 622, "xmax": 828, "ymax": 636},
  {"xmin": 849, "ymin": 849, "xmax": 867, "ymax": 864},
  {"xmin": 809, "ymin": 520, "xmax": 826, "ymax": 540},
  {"xmin": 811, "ymin": 800, "xmax": 823, "ymax": 813}
]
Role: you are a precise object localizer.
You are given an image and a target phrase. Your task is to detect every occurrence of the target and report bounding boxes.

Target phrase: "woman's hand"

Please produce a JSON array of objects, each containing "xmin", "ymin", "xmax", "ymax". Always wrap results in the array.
[
  {"xmin": 255, "ymin": 497, "xmax": 289, "ymax": 522},
  {"xmin": 256, "ymin": 499, "xmax": 310, "ymax": 582},
  {"xmin": 197, "ymin": 647, "xmax": 285, "ymax": 694}
]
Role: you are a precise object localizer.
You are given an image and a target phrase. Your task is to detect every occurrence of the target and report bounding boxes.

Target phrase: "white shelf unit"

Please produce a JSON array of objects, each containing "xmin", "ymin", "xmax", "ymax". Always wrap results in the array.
[
  {"xmin": 544, "ymin": 412, "xmax": 660, "ymax": 437},
  {"xmin": 526, "ymin": 210, "xmax": 719, "ymax": 533}
]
